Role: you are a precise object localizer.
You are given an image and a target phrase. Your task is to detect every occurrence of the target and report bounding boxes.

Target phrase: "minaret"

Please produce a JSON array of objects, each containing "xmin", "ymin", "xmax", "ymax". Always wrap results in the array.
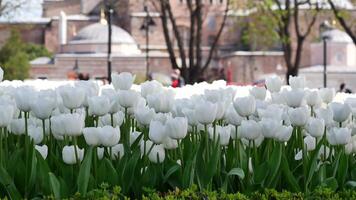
[{"xmin": 59, "ymin": 11, "xmax": 67, "ymax": 45}]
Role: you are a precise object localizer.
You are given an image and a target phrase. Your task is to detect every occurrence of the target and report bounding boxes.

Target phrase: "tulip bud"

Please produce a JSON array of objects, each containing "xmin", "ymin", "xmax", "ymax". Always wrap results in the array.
[
  {"xmin": 149, "ymin": 120, "xmax": 166, "ymax": 144},
  {"xmin": 305, "ymin": 90, "xmax": 322, "ymax": 108},
  {"xmin": 97, "ymin": 147, "xmax": 105, "ymax": 160},
  {"xmin": 58, "ymin": 85, "xmax": 85, "ymax": 110},
  {"xmin": 88, "ymin": 96, "xmax": 110, "ymax": 116},
  {"xmin": 135, "ymin": 106, "xmax": 155, "ymax": 126},
  {"xmin": 15, "ymin": 86, "xmax": 36, "ymax": 112},
  {"xmin": 327, "ymin": 127, "xmax": 351, "ymax": 145},
  {"xmin": 208, "ymin": 125, "xmax": 231, "ymax": 146},
  {"xmin": 163, "ymin": 137, "xmax": 178, "ymax": 149},
  {"xmin": 62, "ymin": 145, "xmax": 84, "ymax": 165},
  {"xmin": 265, "ymin": 76, "xmax": 283, "ymax": 93},
  {"xmin": 99, "ymin": 112, "xmax": 124, "ymax": 128},
  {"xmin": 306, "ymin": 118, "xmax": 325, "ymax": 138},
  {"xmin": 239, "ymin": 120, "xmax": 262, "ymax": 140},
  {"xmin": 28, "ymin": 125, "xmax": 43, "ymax": 144},
  {"xmin": 260, "ymin": 118, "xmax": 282, "ymax": 138},
  {"xmin": 195, "ymin": 100, "xmax": 217, "ymax": 124},
  {"xmin": 75, "ymin": 81, "xmax": 99, "ymax": 107},
  {"xmin": 319, "ymin": 88, "xmax": 335, "ymax": 104},
  {"xmin": 275, "ymin": 125, "xmax": 293, "ymax": 142},
  {"xmin": 315, "ymin": 107, "xmax": 334, "ymax": 127},
  {"xmin": 31, "ymin": 90, "xmax": 57, "ymax": 120},
  {"xmin": 62, "ymin": 113, "xmax": 85, "ymax": 136},
  {"xmin": 99, "ymin": 126, "xmax": 120, "ymax": 147},
  {"xmin": 329, "ymin": 102, "xmax": 351, "ymax": 123},
  {"xmin": 288, "ymin": 107, "xmax": 309, "ymax": 126},
  {"xmin": 9, "ymin": 119, "xmax": 25, "ymax": 135},
  {"xmin": 117, "ymin": 90, "xmax": 140, "ymax": 108},
  {"xmin": 147, "ymin": 90, "xmax": 174, "ymax": 113},
  {"xmin": 83, "ymin": 127, "xmax": 101, "ymax": 146},
  {"xmin": 140, "ymin": 80, "xmax": 163, "ymax": 98},
  {"xmin": 282, "ymin": 89, "xmax": 305, "ymax": 108},
  {"xmin": 35, "ymin": 145, "xmax": 48, "ymax": 159},
  {"xmin": 166, "ymin": 117, "xmax": 188, "ymax": 140},
  {"xmin": 112, "ymin": 72, "xmax": 136, "ymax": 91},
  {"xmin": 233, "ymin": 96, "xmax": 256, "ymax": 117},
  {"xmin": 304, "ymin": 135, "xmax": 316, "ymax": 151}
]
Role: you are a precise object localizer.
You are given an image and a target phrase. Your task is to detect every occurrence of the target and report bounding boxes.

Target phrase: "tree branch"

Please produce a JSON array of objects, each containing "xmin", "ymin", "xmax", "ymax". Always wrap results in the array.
[{"xmin": 202, "ymin": 0, "xmax": 230, "ymax": 71}]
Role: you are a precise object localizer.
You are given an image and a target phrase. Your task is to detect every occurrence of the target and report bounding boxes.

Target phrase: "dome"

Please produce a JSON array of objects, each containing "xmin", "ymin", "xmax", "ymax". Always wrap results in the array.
[
  {"xmin": 71, "ymin": 23, "xmax": 137, "ymax": 45},
  {"xmin": 65, "ymin": 23, "xmax": 141, "ymax": 55},
  {"xmin": 321, "ymin": 29, "xmax": 353, "ymax": 43}
]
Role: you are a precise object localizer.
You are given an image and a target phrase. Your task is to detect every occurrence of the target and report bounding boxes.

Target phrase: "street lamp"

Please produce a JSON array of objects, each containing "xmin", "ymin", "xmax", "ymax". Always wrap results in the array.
[
  {"xmin": 319, "ymin": 20, "xmax": 331, "ymax": 88},
  {"xmin": 140, "ymin": 3, "xmax": 156, "ymax": 79},
  {"xmin": 105, "ymin": 0, "xmax": 114, "ymax": 83}
]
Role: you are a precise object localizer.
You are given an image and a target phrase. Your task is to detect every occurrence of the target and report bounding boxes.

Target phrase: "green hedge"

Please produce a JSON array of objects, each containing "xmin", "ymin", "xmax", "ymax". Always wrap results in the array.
[{"xmin": 35, "ymin": 185, "xmax": 356, "ymax": 200}]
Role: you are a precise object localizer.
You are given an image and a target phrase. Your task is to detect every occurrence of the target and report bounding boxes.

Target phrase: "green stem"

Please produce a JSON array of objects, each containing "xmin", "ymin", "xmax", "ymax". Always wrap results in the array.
[
  {"xmin": 42, "ymin": 119, "xmax": 46, "ymax": 144},
  {"xmin": 73, "ymin": 137, "xmax": 80, "ymax": 169}
]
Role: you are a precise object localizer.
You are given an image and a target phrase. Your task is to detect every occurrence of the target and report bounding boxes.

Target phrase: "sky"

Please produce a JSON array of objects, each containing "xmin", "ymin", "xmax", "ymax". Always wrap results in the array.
[{"xmin": 0, "ymin": 0, "xmax": 43, "ymax": 22}]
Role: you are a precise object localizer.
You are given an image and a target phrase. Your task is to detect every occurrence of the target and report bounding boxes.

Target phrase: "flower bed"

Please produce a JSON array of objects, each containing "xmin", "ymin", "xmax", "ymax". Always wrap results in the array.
[{"xmin": 0, "ymin": 68, "xmax": 355, "ymax": 198}]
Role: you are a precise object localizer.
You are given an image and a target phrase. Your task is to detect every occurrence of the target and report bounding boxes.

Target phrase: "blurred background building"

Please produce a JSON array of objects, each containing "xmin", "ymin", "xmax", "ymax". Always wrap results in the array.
[{"xmin": 0, "ymin": 0, "xmax": 355, "ymax": 88}]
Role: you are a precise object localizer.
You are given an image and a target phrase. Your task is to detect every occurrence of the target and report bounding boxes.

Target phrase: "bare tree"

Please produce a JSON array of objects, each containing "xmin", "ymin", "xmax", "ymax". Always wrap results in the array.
[
  {"xmin": 155, "ymin": 0, "xmax": 230, "ymax": 83},
  {"xmin": 328, "ymin": 0, "xmax": 356, "ymax": 45},
  {"xmin": 261, "ymin": 0, "xmax": 320, "ymax": 83}
]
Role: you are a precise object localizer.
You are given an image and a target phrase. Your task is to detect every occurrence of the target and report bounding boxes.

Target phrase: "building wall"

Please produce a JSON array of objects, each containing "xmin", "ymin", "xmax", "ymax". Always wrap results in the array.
[{"xmin": 0, "ymin": 24, "xmax": 46, "ymax": 48}]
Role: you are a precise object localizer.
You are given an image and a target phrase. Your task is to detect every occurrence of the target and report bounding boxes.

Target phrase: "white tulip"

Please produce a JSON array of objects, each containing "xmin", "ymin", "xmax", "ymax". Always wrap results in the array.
[
  {"xmin": 0, "ymin": 105, "xmax": 14, "ymax": 127},
  {"xmin": 315, "ymin": 107, "xmax": 334, "ymax": 127},
  {"xmin": 275, "ymin": 125, "xmax": 293, "ymax": 142},
  {"xmin": 62, "ymin": 145, "xmax": 84, "ymax": 165},
  {"xmin": 14, "ymin": 86, "xmax": 36, "ymax": 112},
  {"xmin": 147, "ymin": 90, "xmax": 174, "ymax": 113},
  {"xmin": 149, "ymin": 120, "xmax": 166, "ymax": 144},
  {"xmin": 97, "ymin": 147, "xmax": 104, "ymax": 160},
  {"xmin": 140, "ymin": 140, "xmax": 154, "ymax": 156},
  {"xmin": 250, "ymin": 86, "xmax": 266, "ymax": 100},
  {"xmin": 265, "ymin": 76, "xmax": 283, "ymax": 93},
  {"xmin": 99, "ymin": 126, "xmax": 120, "ymax": 147},
  {"xmin": 99, "ymin": 112, "xmax": 124, "ymax": 127},
  {"xmin": 31, "ymin": 90, "xmax": 57, "ymax": 120},
  {"xmin": 88, "ymin": 96, "xmax": 110, "ymax": 116},
  {"xmin": 319, "ymin": 88, "xmax": 335, "ymax": 104},
  {"xmin": 288, "ymin": 107, "xmax": 309, "ymax": 126},
  {"xmin": 208, "ymin": 125, "xmax": 231, "ymax": 146},
  {"xmin": 257, "ymin": 104, "xmax": 284, "ymax": 121},
  {"xmin": 304, "ymin": 135, "xmax": 316, "ymax": 151},
  {"xmin": 224, "ymin": 105, "xmax": 244, "ymax": 126},
  {"xmin": 329, "ymin": 102, "xmax": 351, "ymax": 123},
  {"xmin": 239, "ymin": 120, "xmax": 262, "ymax": 140},
  {"xmin": 163, "ymin": 137, "xmax": 178, "ymax": 149},
  {"xmin": 83, "ymin": 127, "xmax": 101, "ymax": 146},
  {"xmin": 75, "ymin": 81, "xmax": 99, "ymax": 107},
  {"xmin": 195, "ymin": 100, "xmax": 217, "ymax": 124},
  {"xmin": 306, "ymin": 118, "xmax": 325, "ymax": 138},
  {"xmin": 260, "ymin": 118, "xmax": 282, "ymax": 138},
  {"xmin": 182, "ymin": 108, "xmax": 199, "ymax": 126},
  {"xmin": 35, "ymin": 145, "xmax": 48, "ymax": 159},
  {"xmin": 140, "ymin": 80, "xmax": 163, "ymax": 98},
  {"xmin": 9, "ymin": 119, "xmax": 25, "ymax": 135},
  {"xmin": 282, "ymin": 89, "xmax": 305, "ymax": 108},
  {"xmin": 327, "ymin": 127, "xmax": 351, "ymax": 145},
  {"xmin": 50, "ymin": 115, "xmax": 66, "ymax": 136},
  {"xmin": 233, "ymin": 96, "xmax": 256, "ymax": 117},
  {"xmin": 58, "ymin": 85, "xmax": 85, "ymax": 110},
  {"xmin": 109, "ymin": 144, "xmax": 124, "ymax": 160},
  {"xmin": 305, "ymin": 90, "xmax": 322, "ymax": 108},
  {"xmin": 135, "ymin": 106, "xmax": 155, "ymax": 126},
  {"xmin": 28, "ymin": 125, "xmax": 43, "ymax": 144},
  {"xmin": 112, "ymin": 72, "xmax": 136, "ymax": 91},
  {"xmin": 117, "ymin": 90, "xmax": 140, "ymax": 108},
  {"xmin": 148, "ymin": 144, "xmax": 165, "ymax": 163},
  {"xmin": 62, "ymin": 113, "xmax": 85, "ymax": 136},
  {"xmin": 166, "ymin": 117, "xmax": 188, "ymax": 140},
  {"xmin": 289, "ymin": 76, "xmax": 305, "ymax": 89}
]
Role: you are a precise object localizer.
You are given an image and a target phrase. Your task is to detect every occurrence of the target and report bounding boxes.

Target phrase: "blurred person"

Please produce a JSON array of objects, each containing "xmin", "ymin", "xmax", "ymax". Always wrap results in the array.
[{"xmin": 171, "ymin": 69, "xmax": 185, "ymax": 88}]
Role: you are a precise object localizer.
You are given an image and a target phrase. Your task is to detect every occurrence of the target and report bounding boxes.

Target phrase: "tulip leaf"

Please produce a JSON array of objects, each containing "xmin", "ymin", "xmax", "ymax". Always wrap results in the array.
[
  {"xmin": 36, "ymin": 151, "xmax": 51, "ymax": 194},
  {"xmin": 337, "ymin": 153, "xmax": 348, "ymax": 187},
  {"xmin": 254, "ymin": 162, "xmax": 269, "ymax": 184},
  {"xmin": 121, "ymin": 150, "xmax": 140, "ymax": 193},
  {"xmin": 266, "ymin": 143, "xmax": 282, "ymax": 187},
  {"xmin": 306, "ymin": 140, "xmax": 323, "ymax": 187},
  {"xmin": 163, "ymin": 164, "xmax": 180, "ymax": 183},
  {"xmin": 27, "ymin": 145, "xmax": 38, "ymax": 193},
  {"xmin": 77, "ymin": 146, "xmax": 93, "ymax": 195},
  {"xmin": 281, "ymin": 154, "xmax": 301, "ymax": 192},
  {"xmin": 0, "ymin": 165, "xmax": 22, "ymax": 200},
  {"xmin": 49, "ymin": 172, "xmax": 61, "ymax": 200},
  {"xmin": 227, "ymin": 168, "xmax": 245, "ymax": 179}
]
